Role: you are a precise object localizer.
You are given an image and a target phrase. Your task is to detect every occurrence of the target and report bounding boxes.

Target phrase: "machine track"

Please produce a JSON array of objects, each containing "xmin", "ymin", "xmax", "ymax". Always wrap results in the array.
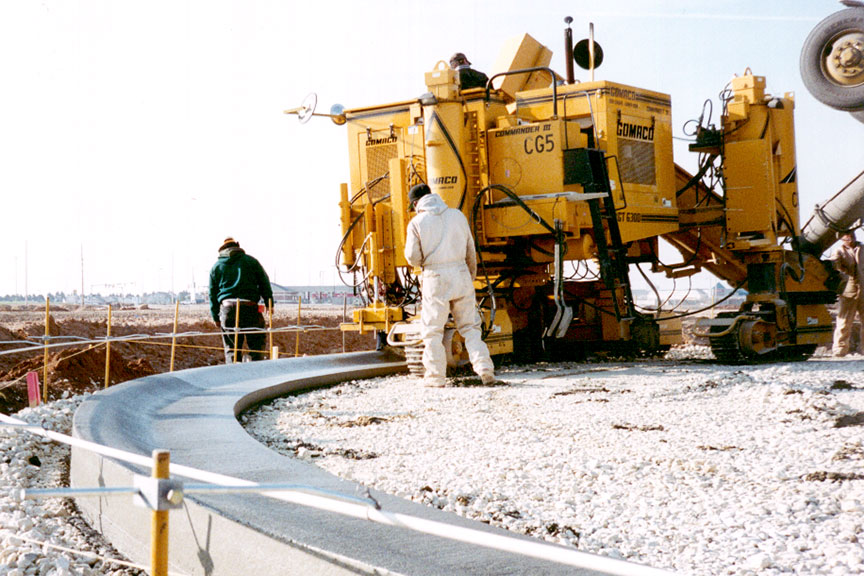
[
  {"xmin": 396, "ymin": 327, "xmax": 463, "ymax": 378},
  {"xmin": 405, "ymin": 343, "xmax": 425, "ymax": 376},
  {"xmin": 770, "ymin": 343, "xmax": 818, "ymax": 363},
  {"xmin": 708, "ymin": 326, "xmax": 747, "ymax": 364},
  {"xmin": 709, "ymin": 325, "xmax": 818, "ymax": 364}
]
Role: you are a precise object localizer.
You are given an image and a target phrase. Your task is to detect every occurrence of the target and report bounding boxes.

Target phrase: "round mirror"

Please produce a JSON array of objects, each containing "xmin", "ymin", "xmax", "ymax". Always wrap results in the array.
[
  {"xmin": 573, "ymin": 39, "xmax": 604, "ymax": 70},
  {"xmin": 298, "ymin": 93, "xmax": 317, "ymax": 124}
]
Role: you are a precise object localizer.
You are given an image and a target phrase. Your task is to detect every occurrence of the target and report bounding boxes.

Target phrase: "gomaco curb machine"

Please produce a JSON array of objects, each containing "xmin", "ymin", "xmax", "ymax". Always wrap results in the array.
[{"xmin": 288, "ymin": 7, "xmax": 864, "ymax": 371}]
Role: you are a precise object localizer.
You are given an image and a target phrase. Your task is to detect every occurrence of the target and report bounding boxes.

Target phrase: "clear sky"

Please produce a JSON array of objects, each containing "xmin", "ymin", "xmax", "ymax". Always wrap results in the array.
[{"xmin": 1, "ymin": 0, "xmax": 862, "ymax": 297}]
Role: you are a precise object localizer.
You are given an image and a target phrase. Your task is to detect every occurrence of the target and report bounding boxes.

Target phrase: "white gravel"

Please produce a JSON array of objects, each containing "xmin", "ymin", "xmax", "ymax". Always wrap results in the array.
[
  {"xmin": 0, "ymin": 395, "xmax": 142, "ymax": 576},
  {"xmin": 243, "ymin": 345, "xmax": 864, "ymax": 576},
  {"xmin": 2, "ymin": 346, "xmax": 862, "ymax": 576}
]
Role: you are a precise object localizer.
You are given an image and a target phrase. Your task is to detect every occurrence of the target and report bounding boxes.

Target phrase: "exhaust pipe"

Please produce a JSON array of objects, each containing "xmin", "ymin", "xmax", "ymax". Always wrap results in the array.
[{"xmin": 564, "ymin": 16, "xmax": 575, "ymax": 85}]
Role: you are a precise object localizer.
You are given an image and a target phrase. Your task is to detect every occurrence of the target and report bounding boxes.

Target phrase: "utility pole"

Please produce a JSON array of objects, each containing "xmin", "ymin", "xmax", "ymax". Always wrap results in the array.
[
  {"xmin": 171, "ymin": 252, "xmax": 175, "ymax": 301},
  {"xmin": 80, "ymin": 244, "xmax": 85, "ymax": 308},
  {"xmin": 24, "ymin": 241, "xmax": 28, "ymax": 306},
  {"xmin": 190, "ymin": 269, "xmax": 197, "ymax": 304}
]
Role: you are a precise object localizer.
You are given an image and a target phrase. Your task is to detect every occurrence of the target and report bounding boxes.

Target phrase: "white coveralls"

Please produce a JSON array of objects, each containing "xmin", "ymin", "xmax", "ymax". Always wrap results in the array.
[
  {"xmin": 831, "ymin": 240, "xmax": 864, "ymax": 356},
  {"xmin": 404, "ymin": 193, "xmax": 495, "ymax": 384}
]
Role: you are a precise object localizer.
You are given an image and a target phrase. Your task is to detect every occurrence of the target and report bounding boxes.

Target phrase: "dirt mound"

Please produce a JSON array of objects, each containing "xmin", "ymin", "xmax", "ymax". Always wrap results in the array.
[
  {"xmin": 2, "ymin": 345, "xmax": 156, "ymax": 385},
  {"xmin": 0, "ymin": 346, "xmax": 157, "ymax": 411},
  {"xmin": 0, "ymin": 325, "xmax": 32, "ymax": 376},
  {"xmin": 0, "ymin": 324, "xmax": 17, "ymax": 341}
]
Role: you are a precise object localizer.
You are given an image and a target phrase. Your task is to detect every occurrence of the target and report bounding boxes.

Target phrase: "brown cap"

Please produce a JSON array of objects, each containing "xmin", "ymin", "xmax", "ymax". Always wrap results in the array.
[{"xmin": 219, "ymin": 237, "xmax": 239, "ymax": 251}]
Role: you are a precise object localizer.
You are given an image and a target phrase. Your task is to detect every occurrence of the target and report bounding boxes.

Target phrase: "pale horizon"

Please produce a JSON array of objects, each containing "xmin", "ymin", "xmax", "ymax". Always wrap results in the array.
[{"xmin": 2, "ymin": 0, "xmax": 861, "ymax": 297}]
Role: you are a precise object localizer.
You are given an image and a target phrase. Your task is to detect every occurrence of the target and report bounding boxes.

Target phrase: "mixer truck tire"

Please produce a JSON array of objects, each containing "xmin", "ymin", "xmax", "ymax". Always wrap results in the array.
[
  {"xmin": 852, "ymin": 109, "xmax": 864, "ymax": 124},
  {"xmin": 800, "ymin": 8, "xmax": 864, "ymax": 111}
]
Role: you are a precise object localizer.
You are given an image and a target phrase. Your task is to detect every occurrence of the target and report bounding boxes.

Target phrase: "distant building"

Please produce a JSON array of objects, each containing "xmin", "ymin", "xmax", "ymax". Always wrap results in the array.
[
  {"xmin": 633, "ymin": 284, "xmax": 747, "ymax": 311},
  {"xmin": 270, "ymin": 284, "xmax": 360, "ymax": 306},
  {"xmin": 141, "ymin": 292, "xmax": 175, "ymax": 306}
]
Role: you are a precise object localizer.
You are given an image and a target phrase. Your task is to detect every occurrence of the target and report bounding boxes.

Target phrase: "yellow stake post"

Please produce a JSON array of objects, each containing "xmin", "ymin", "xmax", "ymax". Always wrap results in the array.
[
  {"xmin": 42, "ymin": 297, "xmax": 50, "ymax": 403},
  {"xmin": 268, "ymin": 298, "xmax": 274, "ymax": 359},
  {"xmin": 104, "ymin": 304, "xmax": 112, "ymax": 388},
  {"xmin": 169, "ymin": 301, "xmax": 179, "ymax": 372},
  {"xmin": 232, "ymin": 298, "xmax": 241, "ymax": 363},
  {"xmin": 295, "ymin": 296, "xmax": 302, "ymax": 357},
  {"xmin": 150, "ymin": 450, "xmax": 170, "ymax": 576}
]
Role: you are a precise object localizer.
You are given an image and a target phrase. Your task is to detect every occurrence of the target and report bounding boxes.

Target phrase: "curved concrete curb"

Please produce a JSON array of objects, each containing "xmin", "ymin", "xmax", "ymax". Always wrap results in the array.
[{"xmin": 70, "ymin": 352, "xmax": 614, "ymax": 575}]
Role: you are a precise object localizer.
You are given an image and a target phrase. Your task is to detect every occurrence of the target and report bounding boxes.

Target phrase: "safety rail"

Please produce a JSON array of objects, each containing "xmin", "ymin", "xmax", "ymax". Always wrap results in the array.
[
  {"xmin": 0, "ymin": 325, "xmax": 342, "ymax": 358},
  {"xmin": 0, "ymin": 410, "xmax": 675, "ymax": 576},
  {"xmin": 0, "ymin": 296, "xmax": 371, "ymax": 404}
]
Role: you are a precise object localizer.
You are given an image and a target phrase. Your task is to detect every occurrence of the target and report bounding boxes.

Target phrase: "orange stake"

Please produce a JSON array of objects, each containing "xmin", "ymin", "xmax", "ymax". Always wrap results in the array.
[
  {"xmin": 150, "ymin": 450, "xmax": 170, "ymax": 576},
  {"xmin": 104, "ymin": 304, "xmax": 112, "ymax": 388},
  {"xmin": 295, "ymin": 296, "xmax": 302, "ymax": 357},
  {"xmin": 169, "ymin": 300, "xmax": 179, "ymax": 372},
  {"xmin": 42, "ymin": 297, "xmax": 50, "ymax": 403},
  {"xmin": 268, "ymin": 298, "xmax": 274, "ymax": 359},
  {"xmin": 233, "ymin": 298, "xmax": 241, "ymax": 363}
]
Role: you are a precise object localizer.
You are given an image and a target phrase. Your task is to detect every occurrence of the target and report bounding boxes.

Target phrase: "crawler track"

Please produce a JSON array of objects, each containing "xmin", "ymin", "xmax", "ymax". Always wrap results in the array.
[
  {"xmin": 708, "ymin": 325, "xmax": 746, "ymax": 364},
  {"xmin": 709, "ymin": 326, "xmax": 817, "ymax": 364}
]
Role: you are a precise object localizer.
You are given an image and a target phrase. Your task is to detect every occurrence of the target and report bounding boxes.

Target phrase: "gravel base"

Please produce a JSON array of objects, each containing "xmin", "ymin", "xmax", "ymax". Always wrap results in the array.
[
  {"xmin": 0, "ymin": 395, "xmax": 143, "ymax": 576},
  {"xmin": 243, "ymin": 346, "xmax": 864, "ymax": 575},
  {"xmin": 2, "ymin": 346, "xmax": 862, "ymax": 576}
]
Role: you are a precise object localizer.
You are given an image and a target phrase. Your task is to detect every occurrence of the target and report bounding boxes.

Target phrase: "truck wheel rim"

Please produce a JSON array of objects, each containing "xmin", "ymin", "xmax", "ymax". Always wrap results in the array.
[{"xmin": 823, "ymin": 29, "xmax": 864, "ymax": 87}]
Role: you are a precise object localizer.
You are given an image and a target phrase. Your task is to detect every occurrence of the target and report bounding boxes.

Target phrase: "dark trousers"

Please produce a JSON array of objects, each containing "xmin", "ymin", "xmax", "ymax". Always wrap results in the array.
[{"xmin": 219, "ymin": 302, "xmax": 267, "ymax": 363}]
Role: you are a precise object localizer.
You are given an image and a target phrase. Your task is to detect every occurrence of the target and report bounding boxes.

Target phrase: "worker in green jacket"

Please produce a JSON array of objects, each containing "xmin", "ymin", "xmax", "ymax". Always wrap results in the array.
[{"xmin": 209, "ymin": 237, "xmax": 274, "ymax": 363}]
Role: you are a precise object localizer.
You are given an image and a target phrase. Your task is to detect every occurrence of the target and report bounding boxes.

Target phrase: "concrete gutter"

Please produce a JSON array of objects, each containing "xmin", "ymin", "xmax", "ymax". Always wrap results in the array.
[{"xmin": 70, "ymin": 351, "xmax": 640, "ymax": 575}]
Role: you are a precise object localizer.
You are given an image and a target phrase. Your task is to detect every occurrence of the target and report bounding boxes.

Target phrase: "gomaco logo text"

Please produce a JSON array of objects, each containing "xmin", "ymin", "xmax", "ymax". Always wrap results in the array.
[
  {"xmin": 616, "ymin": 119, "xmax": 654, "ymax": 142},
  {"xmin": 365, "ymin": 136, "xmax": 398, "ymax": 146}
]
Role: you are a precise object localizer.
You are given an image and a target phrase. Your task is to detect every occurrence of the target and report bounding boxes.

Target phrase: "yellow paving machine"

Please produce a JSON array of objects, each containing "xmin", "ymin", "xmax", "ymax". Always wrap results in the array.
[{"xmin": 289, "ymin": 8, "xmax": 864, "ymax": 367}]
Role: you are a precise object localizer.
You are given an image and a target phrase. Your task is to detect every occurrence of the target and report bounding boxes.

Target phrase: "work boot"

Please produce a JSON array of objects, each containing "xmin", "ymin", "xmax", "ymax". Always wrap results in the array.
[
  {"xmin": 480, "ymin": 372, "xmax": 496, "ymax": 385},
  {"xmin": 424, "ymin": 377, "xmax": 447, "ymax": 388}
]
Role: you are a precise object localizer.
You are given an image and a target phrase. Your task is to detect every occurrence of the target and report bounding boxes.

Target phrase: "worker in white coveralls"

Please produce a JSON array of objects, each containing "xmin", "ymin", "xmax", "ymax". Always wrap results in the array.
[
  {"xmin": 404, "ymin": 183, "xmax": 497, "ymax": 387},
  {"xmin": 831, "ymin": 230, "xmax": 864, "ymax": 356}
]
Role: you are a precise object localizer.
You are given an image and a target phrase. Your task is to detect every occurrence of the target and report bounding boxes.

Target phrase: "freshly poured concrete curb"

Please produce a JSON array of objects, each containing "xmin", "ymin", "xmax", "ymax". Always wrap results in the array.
[{"xmin": 71, "ymin": 351, "xmax": 614, "ymax": 575}]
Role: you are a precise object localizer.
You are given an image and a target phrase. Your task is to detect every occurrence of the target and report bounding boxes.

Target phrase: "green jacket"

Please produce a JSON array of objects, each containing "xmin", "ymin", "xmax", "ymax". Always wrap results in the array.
[{"xmin": 209, "ymin": 247, "xmax": 274, "ymax": 321}]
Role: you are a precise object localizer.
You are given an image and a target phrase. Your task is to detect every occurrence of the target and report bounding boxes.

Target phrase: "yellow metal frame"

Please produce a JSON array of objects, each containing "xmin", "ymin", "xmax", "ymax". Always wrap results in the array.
[
  {"xmin": 342, "ymin": 302, "xmax": 404, "ymax": 335},
  {"xmin": 722, "ymin": 73, "xmax": 799, "ymax": 251}
]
